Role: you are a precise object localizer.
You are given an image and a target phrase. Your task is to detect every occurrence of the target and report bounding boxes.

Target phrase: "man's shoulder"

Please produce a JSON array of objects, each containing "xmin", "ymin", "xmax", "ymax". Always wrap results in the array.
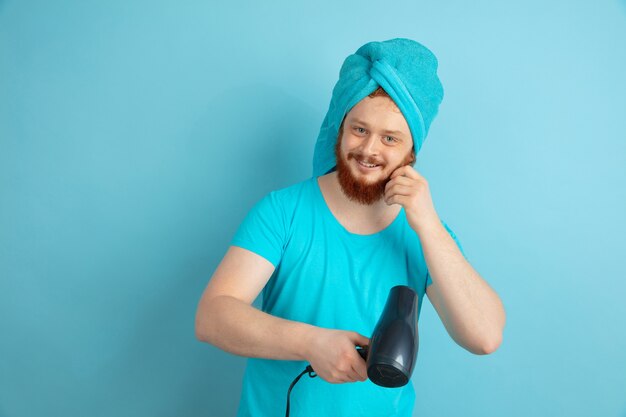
[
  {"xmin": 265, "ymin": 177, "xmax": 317, "ymax": 203},
  {"xmin": 243, "ymin": 177, "xmax": 316, "ymax": 231}
]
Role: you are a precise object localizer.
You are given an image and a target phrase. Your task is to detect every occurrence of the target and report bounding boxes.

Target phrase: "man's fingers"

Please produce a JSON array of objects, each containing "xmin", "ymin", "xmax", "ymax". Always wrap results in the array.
[
  {"xmin": 352, "ymin": 362, "xmax": 368, "ymax": 381},
  {"xmin": 390, "ymin": 165, "xmax": 423, "ymax": 180},
  {"xmin": 386, "ymin": 194, "xmax": 409, "ymax": 207},
  {"xmin": 385, "ymin": 175, "xmax": 413, "ymax": 192},
  {"xmin": 349, "ymin": 332, "xmax": 370, "ymax": 347},
  {"xmin": 333, "ymin": 366, "xmax": 362, "ymax": 383},
  {"xmin": 385, "ymin": 184, "xmax": 412, "ymax": 198},
  {"xmin": 350, "ymin": 369, "xmax": 366, "ymax": 382}
]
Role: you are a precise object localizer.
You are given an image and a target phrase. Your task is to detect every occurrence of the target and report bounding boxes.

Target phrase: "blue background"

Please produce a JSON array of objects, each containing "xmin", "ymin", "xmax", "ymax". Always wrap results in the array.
[{"xmin": 1, "ymin": 1, "xmax": 625, "ymax": 416}]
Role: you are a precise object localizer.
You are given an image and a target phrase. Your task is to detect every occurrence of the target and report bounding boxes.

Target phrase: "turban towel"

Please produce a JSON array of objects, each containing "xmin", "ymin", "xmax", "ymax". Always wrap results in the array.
[{"xmin": 312, "ymin": 38, "xmax": 444, "ymax": 177}]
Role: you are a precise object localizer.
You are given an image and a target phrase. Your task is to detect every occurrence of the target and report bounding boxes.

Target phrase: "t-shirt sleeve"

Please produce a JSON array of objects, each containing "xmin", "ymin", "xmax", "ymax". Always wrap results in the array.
[
  {"xmin": 230, "ymin": 192, "xmax": 288, "ymax": 268},
  {"xmin": 425, "ymin": 220, "xmax": 467, "ymax": 287}
]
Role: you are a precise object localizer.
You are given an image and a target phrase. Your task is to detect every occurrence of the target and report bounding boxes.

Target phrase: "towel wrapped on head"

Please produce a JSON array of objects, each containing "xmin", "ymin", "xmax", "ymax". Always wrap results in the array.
[{"xmin": 312, "ymin": 38, "xmax": 444, "ymax": 177}]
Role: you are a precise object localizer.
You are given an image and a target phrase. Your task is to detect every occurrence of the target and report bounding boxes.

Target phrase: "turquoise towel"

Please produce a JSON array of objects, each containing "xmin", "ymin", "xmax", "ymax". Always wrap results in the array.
[{"xmin": 312, "ymin": 38, "xmax": 444, "ymax": 177}]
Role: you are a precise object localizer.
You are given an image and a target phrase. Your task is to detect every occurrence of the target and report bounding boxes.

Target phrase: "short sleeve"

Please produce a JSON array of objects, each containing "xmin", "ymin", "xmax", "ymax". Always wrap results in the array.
[
  {"xmin": 230, "ymin": 192, "xmax": 288, "ymax": 268},
  {"xmin": 425, "ymin": 220, "xmax": 467, "ymax": 287}
]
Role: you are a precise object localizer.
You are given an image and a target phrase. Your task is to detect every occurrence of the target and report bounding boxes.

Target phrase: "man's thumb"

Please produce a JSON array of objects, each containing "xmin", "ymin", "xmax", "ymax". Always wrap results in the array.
[{"xmin": 351, "ymin": 332, "xmax": 370, "ymax": 347}]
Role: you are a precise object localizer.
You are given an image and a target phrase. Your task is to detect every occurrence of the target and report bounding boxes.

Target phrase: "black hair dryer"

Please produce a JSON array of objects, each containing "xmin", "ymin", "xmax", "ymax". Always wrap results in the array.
[{"xmin": 366, "ymin": 285, "xmax": 419, "ymax": 388}]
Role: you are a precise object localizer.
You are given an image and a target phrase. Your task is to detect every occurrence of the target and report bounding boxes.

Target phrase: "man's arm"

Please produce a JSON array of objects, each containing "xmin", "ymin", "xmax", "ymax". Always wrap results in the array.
[
  {"xmin": 385, "ymin": 165, "xmax": 506, "ymax": 354},
  {"xmin": 420, "ymin": 222, "xmax": 506, "ymax": 354},
  {"xmin": 195, "ymin": 246, "xmax": 369, "ymax": 383}
]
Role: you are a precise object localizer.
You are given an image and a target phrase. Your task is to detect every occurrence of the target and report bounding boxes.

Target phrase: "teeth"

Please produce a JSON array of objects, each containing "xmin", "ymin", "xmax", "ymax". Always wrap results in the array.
[{"xmin": 358, "ymin": 160, "xmax": 378, "ymax": 168}]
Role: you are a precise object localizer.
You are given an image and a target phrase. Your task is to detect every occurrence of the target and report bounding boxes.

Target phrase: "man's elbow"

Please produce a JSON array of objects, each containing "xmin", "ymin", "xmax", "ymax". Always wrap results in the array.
[
  {"xmin": 474, "ymin": 333, "xmax": 503, "ymax": 355},
  {"xmin": 195, "ymin": 314, "xmax": 209, "ymax": 342},
  {"xmin": 195, "ymin": 300, "xmax": 216, "ymax": 343},
  {"xmin": 475, "ymin": 309, "xmax": 506, "ymax": 354},
  {"xmin": 195, "ymin": 321, "xmax": 207, "ymax": 342}
]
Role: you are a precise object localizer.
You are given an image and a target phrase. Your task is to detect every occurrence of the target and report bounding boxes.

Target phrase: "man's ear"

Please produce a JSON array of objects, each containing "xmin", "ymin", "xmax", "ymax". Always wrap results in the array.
[{"xmin": 408, "ymin": 148, "xmax": 416, "ymax": 165}]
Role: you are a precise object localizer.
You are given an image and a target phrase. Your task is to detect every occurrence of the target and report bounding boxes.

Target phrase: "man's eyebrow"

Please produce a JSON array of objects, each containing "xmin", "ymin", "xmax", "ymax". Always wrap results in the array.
[{"xmin": 348, "ymin": 118, "xmax": 406, "ymax": 136}]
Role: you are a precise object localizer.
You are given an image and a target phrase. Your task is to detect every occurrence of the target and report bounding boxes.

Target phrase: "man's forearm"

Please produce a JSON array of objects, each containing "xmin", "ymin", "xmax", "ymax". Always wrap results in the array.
[
  {"xmin": 417, "ymin": 220, "xmax": 506, "ymax": 353},
  {"xmin": 195, "ymin": 295, "xmax": 316, "ymax": 360}
]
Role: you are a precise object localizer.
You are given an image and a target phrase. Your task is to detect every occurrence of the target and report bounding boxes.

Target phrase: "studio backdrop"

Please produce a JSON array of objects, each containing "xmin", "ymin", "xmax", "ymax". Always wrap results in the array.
[{"xmin": 1, "ymin": 0, "xmax": 625, "ymax": 416}]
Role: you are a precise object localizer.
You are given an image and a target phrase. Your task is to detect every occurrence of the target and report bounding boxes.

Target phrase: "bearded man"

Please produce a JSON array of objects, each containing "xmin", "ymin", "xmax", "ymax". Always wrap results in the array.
[{"xmin": 195, "ymin": 38, "xmax": 506, "ymax": 417}]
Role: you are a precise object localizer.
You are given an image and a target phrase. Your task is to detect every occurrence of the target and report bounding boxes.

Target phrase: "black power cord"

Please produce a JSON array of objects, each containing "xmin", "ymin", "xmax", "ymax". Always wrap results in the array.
[{"xmin": 285, "ymin": 365, "xmax": 317, "ymax": 417}]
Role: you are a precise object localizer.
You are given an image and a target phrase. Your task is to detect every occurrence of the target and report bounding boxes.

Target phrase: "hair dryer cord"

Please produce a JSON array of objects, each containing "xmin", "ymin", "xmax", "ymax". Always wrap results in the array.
[{"xmin": 285, "ymin": 365, "xmax": 317, "ymax": 417}]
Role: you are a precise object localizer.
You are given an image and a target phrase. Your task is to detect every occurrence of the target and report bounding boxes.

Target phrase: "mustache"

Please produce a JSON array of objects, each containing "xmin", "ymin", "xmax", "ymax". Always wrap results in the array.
[{"xmin": 346, "ymin": 153, "xmax": 385, "ymax": 166}]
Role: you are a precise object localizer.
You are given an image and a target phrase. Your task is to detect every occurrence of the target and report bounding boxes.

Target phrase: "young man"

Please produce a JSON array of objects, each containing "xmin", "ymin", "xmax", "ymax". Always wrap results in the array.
[{"xmin": 196, "ymin": 38, "xmax": 506, "ymax": 416}]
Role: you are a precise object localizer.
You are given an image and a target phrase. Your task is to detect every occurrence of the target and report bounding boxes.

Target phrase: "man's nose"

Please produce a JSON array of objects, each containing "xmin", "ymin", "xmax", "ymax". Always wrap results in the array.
[{"xmin": 358, "ymin": 134, "xmax": 380, "ymax": 155}]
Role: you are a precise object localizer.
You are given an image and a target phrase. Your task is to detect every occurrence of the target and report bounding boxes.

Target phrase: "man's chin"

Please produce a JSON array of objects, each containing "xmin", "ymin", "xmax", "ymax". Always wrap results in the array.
[
  {"xmin": 337, "ymin": 171, "xmax": 389, "ymax": 205},
  {"xmin": 350, "ymin": 167, "xmax": 388, "ymax": 184}
]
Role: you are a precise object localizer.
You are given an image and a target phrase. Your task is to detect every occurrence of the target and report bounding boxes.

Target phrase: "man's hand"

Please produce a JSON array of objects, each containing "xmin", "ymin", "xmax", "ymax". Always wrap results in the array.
[
  {"xmin": 303, "ymin": 328, "xmax": 369, "ymax": 384},
  {"xmin": 384, "ymin": 165, "xmax": 440, "ymax": 233}
]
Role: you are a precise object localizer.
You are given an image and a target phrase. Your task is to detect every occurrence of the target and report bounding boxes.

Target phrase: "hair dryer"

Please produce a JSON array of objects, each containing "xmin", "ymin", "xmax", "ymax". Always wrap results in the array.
[
  {"xmin": 285, "ymin": 285, "xmax": 419, "ymax": 416},
  {"xmin": 364, "ymin": 285, "xmax": 419, "ymax": 388}
]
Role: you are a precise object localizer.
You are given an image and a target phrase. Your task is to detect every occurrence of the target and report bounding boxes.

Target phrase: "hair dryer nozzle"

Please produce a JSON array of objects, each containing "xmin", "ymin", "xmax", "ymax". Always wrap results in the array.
[{"xmin": 367, "ymin": 285, "xmax": 419, "ymax": 388}]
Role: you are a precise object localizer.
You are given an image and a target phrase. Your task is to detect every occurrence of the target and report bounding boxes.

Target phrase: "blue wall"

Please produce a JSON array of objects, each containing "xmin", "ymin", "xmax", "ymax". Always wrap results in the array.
[{"xmin": 1, "ymin": 1, "xmax": 625, "ymax": 416}]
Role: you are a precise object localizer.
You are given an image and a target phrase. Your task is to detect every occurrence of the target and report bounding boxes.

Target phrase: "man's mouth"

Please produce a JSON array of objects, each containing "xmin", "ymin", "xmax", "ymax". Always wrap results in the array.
[{"xmin": 356, "ymin": 159, "xmax": 381, "ymax": 169}]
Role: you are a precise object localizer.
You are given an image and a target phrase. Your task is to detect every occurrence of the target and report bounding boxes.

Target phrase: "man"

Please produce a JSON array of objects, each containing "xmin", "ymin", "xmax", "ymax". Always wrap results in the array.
[{"xmin": 195, "ymin": 38, "xmax": 506, "ymax": 416}]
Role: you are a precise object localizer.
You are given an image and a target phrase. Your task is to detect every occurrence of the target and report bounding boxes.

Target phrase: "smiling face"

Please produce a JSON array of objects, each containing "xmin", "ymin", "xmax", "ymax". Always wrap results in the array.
[{"xmin": 334, "ymin": 94, "xmax": 415, "ymax": 205}]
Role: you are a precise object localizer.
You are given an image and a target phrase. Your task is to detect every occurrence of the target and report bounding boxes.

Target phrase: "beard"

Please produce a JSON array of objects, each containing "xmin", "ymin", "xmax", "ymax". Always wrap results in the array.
[{"xmin": 334, "ymin": 135, "xmax": 415, "ymax": 205}]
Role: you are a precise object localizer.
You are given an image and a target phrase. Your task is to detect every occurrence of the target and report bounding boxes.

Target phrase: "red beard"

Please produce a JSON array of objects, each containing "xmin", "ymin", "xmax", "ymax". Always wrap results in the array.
[{"xmin": 334, "ymin": 135, "xmax": 415, "ymax": 205}]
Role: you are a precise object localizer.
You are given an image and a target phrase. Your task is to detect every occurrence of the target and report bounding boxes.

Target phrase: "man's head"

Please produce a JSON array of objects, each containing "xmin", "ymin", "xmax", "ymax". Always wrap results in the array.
[
  {"xmin": 335, "ymin": 87, "xmax": 415, "ymax": 205},
  {"xmin": 312, "ymin": 38, "xmax": 443, "ymax": 178}
]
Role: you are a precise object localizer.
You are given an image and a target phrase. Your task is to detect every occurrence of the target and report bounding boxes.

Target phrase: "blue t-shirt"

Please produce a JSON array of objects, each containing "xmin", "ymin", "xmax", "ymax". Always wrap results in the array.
[{"xmin": 231, "ymin": 177, "xmax": 464, "ymax": 417}]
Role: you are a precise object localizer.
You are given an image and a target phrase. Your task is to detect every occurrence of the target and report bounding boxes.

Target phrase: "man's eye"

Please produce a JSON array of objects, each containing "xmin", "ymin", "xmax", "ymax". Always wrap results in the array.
[
  {"xmin": 354, "ymin": 127, "xmax": 367, "ymax": 134},
  {"xmin": 384, "ymin": 136, "xmax": 397, "ymax": 143}
]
